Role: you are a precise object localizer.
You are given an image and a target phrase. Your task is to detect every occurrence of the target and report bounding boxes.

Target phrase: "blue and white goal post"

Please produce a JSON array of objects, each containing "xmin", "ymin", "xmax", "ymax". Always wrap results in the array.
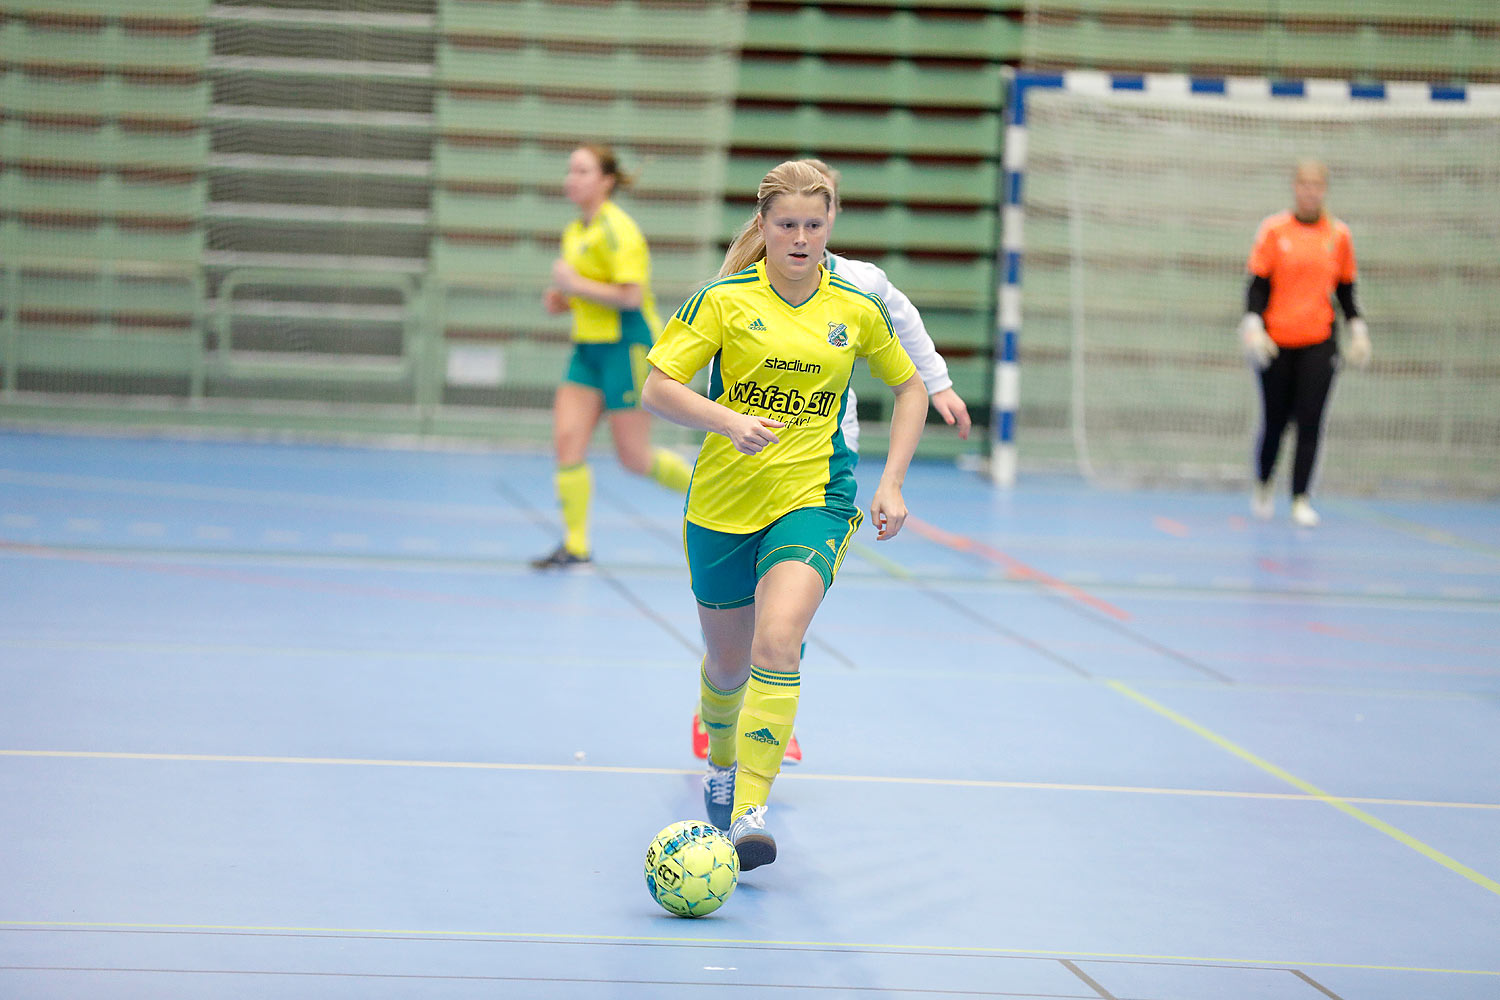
[{"xmin": 991, "ymin": 68, "xmax": 1500, "ymax": 494}]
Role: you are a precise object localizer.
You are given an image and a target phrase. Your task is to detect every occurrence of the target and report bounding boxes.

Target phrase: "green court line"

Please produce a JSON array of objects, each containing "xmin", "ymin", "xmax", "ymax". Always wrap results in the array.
[
  {"xmin": 849, "ymin": 540, "xmax": 913, "ymax": 579},
  {"xmin": 0, "ymin": 919, "xmax": 1496, "ymax": 977},
  {"xmin": 1337, "ymin": 502, "xmax": 1500, "ymax": 559},
  {"xmin": 3, "ymin": 749, "xmax": 1497, "ymax": 811},
  {"xmin": 1108, "ymin": 680, "xmax": 1500, "ymax": 897}
]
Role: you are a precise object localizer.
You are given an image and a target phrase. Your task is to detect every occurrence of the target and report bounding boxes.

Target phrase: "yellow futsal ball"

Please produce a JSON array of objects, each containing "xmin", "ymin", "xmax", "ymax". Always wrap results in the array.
[{"xmin": 644, "ymin": 820, "xmax": 739, "ymax": 917}]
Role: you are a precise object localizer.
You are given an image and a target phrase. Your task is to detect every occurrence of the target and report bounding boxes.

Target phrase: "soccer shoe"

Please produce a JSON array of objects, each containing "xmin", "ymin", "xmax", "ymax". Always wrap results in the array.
[
  {"xmin": 730, "ymin": 806, "xmax": 776, "ymax": 872},
  {"xmin": 694, "ymin": 712, "xmax": 802, "ymax": 767},
  {"xmin": 783, "ymin": 731, "xmax": 802, "ymax": 766},
  {"xmin": 703, "ymin": 759, "xmax": 736, "ymax": 831},
  {"xmin": 692, "ymin": 713, "xmax": 709, "ymax": 760},
  {"xmin": 1291, "ymin": 495, "xmax": 1321, "ymax": 528},
  {"xmin": 529, "ymin": 544, "xmax": 591, "ymax": 570},
  {"xmin": 1251, "ymin": 481, "xmax": 1274, "ymax": 520}
]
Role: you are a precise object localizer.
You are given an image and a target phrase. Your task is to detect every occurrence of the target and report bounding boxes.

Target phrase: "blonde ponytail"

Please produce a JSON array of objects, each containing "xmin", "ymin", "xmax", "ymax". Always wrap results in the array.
[
  {"xmin": 717, "ymin": 160, "xmax": 835, "ymax": 278},
  {"xmin": 718, "ymin": 215, "xmax": 766, "ymax": 278}
]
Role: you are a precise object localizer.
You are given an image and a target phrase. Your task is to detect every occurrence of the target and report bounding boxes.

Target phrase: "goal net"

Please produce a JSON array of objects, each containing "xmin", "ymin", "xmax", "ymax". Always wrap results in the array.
[{"xmin": 1009, "ymin": 73, "xmax": 1500, "ymax": 496}]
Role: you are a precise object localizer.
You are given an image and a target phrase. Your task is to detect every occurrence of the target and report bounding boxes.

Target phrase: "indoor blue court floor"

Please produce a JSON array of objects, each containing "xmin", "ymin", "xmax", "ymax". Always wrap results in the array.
[{"xmin": 1, "ymin": 427, "xmax": 1497, "ymax": 999}]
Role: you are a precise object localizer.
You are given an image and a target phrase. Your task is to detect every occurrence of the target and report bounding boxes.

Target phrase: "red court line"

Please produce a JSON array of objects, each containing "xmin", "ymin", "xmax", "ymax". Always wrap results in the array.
[
  {"xmin": 903, "ymin": 516, "xmax": 1131, "ymax": 622},
  {"xmin": 1153, "ymin": 516, "xmax": 1191, "ymax": 538}
]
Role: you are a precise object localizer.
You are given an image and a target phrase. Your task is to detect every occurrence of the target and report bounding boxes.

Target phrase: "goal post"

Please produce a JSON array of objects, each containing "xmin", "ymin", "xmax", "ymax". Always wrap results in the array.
[{"xmin": 997, "ymin": 68, "xmax": 1500, "ymax": 495}]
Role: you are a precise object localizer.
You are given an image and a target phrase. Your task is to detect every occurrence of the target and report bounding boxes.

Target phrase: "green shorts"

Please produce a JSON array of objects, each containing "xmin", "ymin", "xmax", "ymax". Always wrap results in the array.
[
  {"xmin": 564, "ymin": 326, "xmax": 654, "ymax": 411},
  {"xmin": 684, "ymin": 505, "xmax": 864, "ymax": 610}
]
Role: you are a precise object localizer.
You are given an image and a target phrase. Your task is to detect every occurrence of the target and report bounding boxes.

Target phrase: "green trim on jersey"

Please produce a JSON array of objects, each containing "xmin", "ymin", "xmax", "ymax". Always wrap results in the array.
[
  {"xmin": 677, "ymin": 269, "xmax": 758, "ymax": 326},
  {"xmin": 829, "ymin": 274, "xmax": 895, "ymax": 333}
]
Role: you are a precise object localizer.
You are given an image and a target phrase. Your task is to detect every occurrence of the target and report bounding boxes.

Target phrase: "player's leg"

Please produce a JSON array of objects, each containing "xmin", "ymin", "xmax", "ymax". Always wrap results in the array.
[
  {"xmin": 532, "ymin": 371, "xmax": 604, "ymax": 568},
  {"xmin": 728, "ymin": 559, "xmax": 823, "ymax": 870},
  {"xmin": 602, "ymin": 340, "xmax": 692, "ymax": 490},
  {"xmin": 690, "ymin": 394, "xmax": 858, "ymax": 764},
  {"xmin": 1289, "ymin": 338, "xmax": 1337, "ymax": 526},
  {"xmin": 695, "ymin": 660, "xmax": 803, "ymax": 765},
  {"xmin": 1253, "ymin": 351, "xmax": 1294, "ymax": 518},
  {"xmin": 728, "ymin": 505, "xmax": 859, "ymax": 870},
  {"xmin": 685, "ymin": 522, "xmax": 761, "ymax": 830}
]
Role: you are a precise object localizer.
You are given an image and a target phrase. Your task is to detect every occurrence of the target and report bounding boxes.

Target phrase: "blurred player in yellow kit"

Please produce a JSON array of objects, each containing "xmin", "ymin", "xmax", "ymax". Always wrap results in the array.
[{"xmin": 532, "ymin": 144, "xmax": 693, "ymax": 568}]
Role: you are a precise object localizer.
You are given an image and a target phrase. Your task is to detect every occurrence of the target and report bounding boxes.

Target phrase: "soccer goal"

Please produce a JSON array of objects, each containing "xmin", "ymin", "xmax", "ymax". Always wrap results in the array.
[{"xmin": 996, "ymin": 70, "xmax": 1500, "ymax": 495}]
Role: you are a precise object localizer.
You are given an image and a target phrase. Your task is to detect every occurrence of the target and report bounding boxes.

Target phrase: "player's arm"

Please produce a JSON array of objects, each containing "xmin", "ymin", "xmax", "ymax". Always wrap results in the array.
[
  {"xmin": 550, "ymin": 257, "xmax": 644, "ymax": 311},
  {"xmin": 1239, "ymin": 220, "xmax": 1279, "ymax": 368},
  {"xmin": 1335, "ymin": 281, "xmax": 1371, "ymax": 369},
  {"xmin": 886, "ymin": 281, "xmax": 972, "ymax": 439},
  {"xmin": 641, "ymin": 368, "xmax": 784, "ymax": 455},
  {"xmin": 857, "ymin": 261, "xmax": 971, "ymax": 439},
  {"xmin": 1238, "ymin": 274, "xmax": 1277, "ymax": 368},
  {"xmin": 870, "ymin": 371, "xmax": 927, "ymax": 541},
  {"xmin": 552, "ymin": 219, "xmax": 648, "ymax": 310}
]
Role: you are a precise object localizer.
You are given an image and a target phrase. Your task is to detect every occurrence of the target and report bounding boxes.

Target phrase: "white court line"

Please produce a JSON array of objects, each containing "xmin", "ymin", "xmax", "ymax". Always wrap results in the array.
[{"xmin": 2, "ymin": 749, "xmax": 1496, "ymax": 811}]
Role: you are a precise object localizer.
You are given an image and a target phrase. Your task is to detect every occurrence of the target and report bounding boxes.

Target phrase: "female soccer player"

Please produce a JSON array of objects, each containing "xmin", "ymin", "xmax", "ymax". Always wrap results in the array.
[
  {"xmin": 1238, "ymin": 159, "xmax": 1371, "ymax": 527},
  {"xmin": 641, "ymin": 160, "xmax": 928, "ymax": 870},
  {"xmin": 687, "ymin": 157, "xmax": 973, "ymax": 765},
  {"xmin": 531, "ymin": 144, "xmax": 694, "ymax": 568}
]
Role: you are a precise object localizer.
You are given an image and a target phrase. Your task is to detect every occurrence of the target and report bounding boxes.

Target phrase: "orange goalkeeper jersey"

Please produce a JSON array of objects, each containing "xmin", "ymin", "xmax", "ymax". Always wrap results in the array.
[{"xmin": 1247, "ymin": 211, "xmax": 1357, "ymax": 348}]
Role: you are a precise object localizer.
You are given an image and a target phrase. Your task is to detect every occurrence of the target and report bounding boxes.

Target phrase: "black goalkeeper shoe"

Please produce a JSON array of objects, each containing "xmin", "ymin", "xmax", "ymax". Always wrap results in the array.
[{"xmin": 529, "ymin": 544, "xmax": 592, "ymax": 570}]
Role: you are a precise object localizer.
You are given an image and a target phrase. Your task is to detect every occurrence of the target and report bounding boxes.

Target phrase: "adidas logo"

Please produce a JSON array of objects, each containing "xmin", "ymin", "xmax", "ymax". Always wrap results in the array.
[
  {"xmin": 747, "ymin": 318, "xmax": 767, "ymax": 331},
  {"xmin": 744, "ymin": 727, "xmax": 780, "ymax": 746},
  {"xmin": 825, "ymin": 540, "xmax": 837, "ymax": 552}
]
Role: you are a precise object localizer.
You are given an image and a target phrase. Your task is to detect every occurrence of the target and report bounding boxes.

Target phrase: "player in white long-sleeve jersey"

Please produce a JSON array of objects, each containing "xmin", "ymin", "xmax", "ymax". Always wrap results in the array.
[
  {"xmin": 824, "ymin": 250, "xmax": 970, "ymax": 452},
  {"xmin": 690, "ymin": 158, "xmax": 972, "ymax": 765}
]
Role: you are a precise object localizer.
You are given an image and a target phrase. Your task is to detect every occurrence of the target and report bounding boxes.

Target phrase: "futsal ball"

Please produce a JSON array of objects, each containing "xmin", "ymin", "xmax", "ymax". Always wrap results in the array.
[{"xmin": 644, "ymin": 820, "xmax": 738, "ymax": 917}]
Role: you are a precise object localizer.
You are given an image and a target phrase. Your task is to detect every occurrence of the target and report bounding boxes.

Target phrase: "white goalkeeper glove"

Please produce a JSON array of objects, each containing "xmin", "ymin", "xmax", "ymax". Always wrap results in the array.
[
  {"xmin": 1344, "ymin": 317, "xmax": 1372, "ymax": 369},
  {"xmin": 1238, "ymin": 313, "xmax": 1278, "ymax": 370}
]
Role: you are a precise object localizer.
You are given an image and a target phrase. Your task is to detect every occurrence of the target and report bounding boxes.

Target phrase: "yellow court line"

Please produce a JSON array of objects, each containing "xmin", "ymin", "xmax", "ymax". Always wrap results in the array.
[
  {"xmin": 0, "ymin": 920, "xmax": 1497, "ymax": 977},
  {"xmin": 3, "ymin": 749, "xmax": 1498, "ymax": 811},
  {"xmin": 1108, "ymin": 680, "xmax": 1500, "ymax": 897},
  {"xmin": 849, "ymin": 540, "xmax": 912, "ymax": 578}
]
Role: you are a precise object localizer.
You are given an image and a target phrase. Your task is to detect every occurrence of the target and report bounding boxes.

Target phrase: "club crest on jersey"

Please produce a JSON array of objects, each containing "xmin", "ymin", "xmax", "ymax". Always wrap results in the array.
[{"xmin": 827, "ymin": 322, "xmax": 848, "ymax": 348}]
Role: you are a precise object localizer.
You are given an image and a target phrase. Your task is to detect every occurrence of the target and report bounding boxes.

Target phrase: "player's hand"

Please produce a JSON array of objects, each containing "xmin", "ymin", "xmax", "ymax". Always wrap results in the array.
[
  {"xmin": 1238, "ymin": 313, "xmax": 1278, "ymax": 369},
  {"xmin": 1344, "ymin": 317, "xmax": 1372, "ymax": 369},
  {"xmin": 930, "ymin": 387, "xmax": 971, "ymax": 440},
  {"xmin": 542, "ymin": 288, "xmax": 568, "ymax": 314},
  {"xmin": 550, "ymin": 258, "xmax": 578, "ymax": 294},
  {"xmin": 869, "ymin": 483, "xmax": 907, "ymax": 541},
  {"xmin": 723, "ymin": 414, "xmax": 784, "ymax": 455}
]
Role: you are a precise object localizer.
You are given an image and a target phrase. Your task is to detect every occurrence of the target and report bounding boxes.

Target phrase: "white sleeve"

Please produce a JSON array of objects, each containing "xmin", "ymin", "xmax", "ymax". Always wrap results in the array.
[
  {"xmin": 830, "ymin": 255, "xmax": 952, "ymax": 394},
  {"xmin": 839, "ymin": 387, "xmax": 860, "ymax": 454}
]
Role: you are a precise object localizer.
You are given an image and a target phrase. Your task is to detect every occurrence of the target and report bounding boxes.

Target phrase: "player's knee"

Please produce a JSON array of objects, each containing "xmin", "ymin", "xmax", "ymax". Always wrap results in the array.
[
  {"xmin": 618, "ymin": 448, "xmax": 652, "ymax": 476},
  {"xmin": 749, "ymin": 630, "xmax": 803, "ymax": 673}
]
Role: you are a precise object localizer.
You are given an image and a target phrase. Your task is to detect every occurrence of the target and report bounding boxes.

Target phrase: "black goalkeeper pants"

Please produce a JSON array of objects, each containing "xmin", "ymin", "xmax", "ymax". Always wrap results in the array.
[{"xmin": 1255, "ymin": 336, "xmax": 1337, "ymax": 497}]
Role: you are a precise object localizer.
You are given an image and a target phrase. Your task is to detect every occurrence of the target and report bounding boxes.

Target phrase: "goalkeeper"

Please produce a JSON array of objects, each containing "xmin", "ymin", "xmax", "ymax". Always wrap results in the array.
[{"xmin": 1238, "ymin": 159, "xmax": 1370, "ymax": 528}]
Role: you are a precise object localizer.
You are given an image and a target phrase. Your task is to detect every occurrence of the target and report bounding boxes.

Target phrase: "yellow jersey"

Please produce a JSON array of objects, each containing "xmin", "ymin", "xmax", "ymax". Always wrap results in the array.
[
  {"xmin": 560, "ymin": 200, "xmax": 661, "ymax": 344},
  {"xmin": 647, "ymin": 261, "xmax": 917, "ymax": 533}
]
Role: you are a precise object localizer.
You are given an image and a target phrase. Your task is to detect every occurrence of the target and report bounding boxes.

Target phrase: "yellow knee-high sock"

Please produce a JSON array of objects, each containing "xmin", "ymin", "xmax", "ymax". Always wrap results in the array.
[
  {"xmin": 698, "ymin": 660, "xmax": 746, "ymax": 768},
  {"xmin": 732, "ymin": 665, "xmax": 800, "ymax": 821},
  {"xmin": 555, "ymin": 463, "xmax": 591, "ymax": 556},
  {"xmin": 649, "ymin": 448, "xmax": 693, "ymax": 494}
]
